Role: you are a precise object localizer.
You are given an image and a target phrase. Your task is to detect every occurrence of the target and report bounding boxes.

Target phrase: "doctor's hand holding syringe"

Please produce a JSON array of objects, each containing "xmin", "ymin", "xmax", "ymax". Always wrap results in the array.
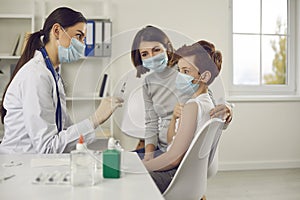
[{"xmin": 90, "ymin": 96, "xmax": 124, "ymax": 129}]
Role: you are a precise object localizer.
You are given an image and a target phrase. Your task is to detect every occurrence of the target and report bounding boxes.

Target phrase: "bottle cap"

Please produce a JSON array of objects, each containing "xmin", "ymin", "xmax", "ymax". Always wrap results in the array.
[
  {"xmin": 115, "ymin": 140, "xmax": 123, "ymax": 151},
  {"xmin": 76, "ymin": 134, "xmax": 85, "ymax": 151},
  {"xmin": 108, "ymin": 137, "xmax": 115, "ymax": 150}
]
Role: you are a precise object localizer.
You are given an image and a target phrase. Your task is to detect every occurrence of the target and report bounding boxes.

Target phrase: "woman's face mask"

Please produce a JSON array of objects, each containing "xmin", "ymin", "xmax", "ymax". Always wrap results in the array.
[
  {"xmin": 58, "ymin": 27, "xmax": 86, "ymax": 63},
  {"xmin": 142, "ymin": 52, "xmax": 168, "ymax": 72},
  {"xmin": 175, "ymin": 73, "xmax": 200, "ymax": 96}
]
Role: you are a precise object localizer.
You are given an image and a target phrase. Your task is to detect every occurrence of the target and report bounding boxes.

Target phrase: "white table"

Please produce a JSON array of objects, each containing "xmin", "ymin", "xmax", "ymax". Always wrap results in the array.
[{"xmin": 0, "ymin": 152, "xmax": 164, "ymax": 200}]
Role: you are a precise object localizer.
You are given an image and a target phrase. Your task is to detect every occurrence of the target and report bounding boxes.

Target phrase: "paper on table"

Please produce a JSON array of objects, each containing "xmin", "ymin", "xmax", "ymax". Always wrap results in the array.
[{"xmin": 31, "ymin": 158, "xmax": 70, "ymax": 168}]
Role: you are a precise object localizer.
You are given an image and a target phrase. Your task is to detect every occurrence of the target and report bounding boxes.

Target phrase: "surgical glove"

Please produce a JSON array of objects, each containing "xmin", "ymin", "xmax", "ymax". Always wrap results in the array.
[{"xmin": 90, "ymin": 97, "xmax": 124, "ymax": 128}]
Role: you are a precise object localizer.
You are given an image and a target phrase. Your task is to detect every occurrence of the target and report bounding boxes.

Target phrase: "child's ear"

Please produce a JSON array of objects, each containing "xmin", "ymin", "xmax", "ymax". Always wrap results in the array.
[{"xmin": 201, "ymin": 70, "xmax": 211, "ymax": 83}]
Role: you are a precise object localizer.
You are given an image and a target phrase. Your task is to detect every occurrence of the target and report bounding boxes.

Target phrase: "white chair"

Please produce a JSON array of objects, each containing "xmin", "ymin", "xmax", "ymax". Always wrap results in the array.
[{"xmin": 163, "ymin": 118, "xmax": 225, "ymax": 200}]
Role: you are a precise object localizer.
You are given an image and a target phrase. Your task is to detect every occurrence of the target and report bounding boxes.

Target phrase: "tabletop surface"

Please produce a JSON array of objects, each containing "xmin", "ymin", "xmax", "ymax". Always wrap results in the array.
[{"xmin": 0, "ymin": 152, "xmax": 164, "ymax": 200}]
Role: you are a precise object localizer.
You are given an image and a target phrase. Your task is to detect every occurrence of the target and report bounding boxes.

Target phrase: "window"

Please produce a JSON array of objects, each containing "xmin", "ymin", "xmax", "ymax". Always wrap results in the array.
[{"xmin": 230, "ymin": 0, "xmax": 297, "ymax": 96}]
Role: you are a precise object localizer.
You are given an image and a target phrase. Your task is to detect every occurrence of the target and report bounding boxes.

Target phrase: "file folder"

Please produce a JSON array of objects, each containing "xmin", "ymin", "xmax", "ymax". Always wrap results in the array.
[
  {"xmin": 103, "ymin": 21, "xmax": 112, "ymax": 57},
  {"xmin": 94, "ymin": 20, "xmax": 103, "ymax": 57},
  {"xmin": 85, "ymin": 20, "xmax": 95, "ymax": 56}
]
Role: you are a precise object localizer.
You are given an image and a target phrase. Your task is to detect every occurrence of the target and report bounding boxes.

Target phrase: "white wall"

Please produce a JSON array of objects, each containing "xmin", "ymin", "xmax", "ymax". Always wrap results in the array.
[
  {"xmin": 108, "ymin": 0, "xmax": 300, "ymax": 170},
  {"xmin": 219, "ymin": 101, "xmax": 300, "ymax": 170}
]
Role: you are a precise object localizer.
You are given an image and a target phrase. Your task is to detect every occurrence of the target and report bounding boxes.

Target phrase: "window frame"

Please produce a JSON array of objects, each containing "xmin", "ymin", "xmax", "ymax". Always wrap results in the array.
[{"xmin": 228, "ymin": 0, "xmax": 297, "ymax": 97}]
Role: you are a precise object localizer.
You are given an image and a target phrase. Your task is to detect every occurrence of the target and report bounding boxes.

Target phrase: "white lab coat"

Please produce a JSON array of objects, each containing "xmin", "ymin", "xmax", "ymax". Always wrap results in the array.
[{"xmin": 0, "ymin": 51, "xmax": 95, "ymax": 154}]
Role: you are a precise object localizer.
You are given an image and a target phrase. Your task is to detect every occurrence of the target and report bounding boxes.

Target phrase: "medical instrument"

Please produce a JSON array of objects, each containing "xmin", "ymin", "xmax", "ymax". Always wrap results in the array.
[
  {"xmin": 2, "ymin": 160, "xmax": 23, "ymax": 167},
  {"xmin": 120, "ymin": 81, "xmax": 126, "ymax": 98},
  {"xmin": 32, "ymin": 171, "xmax": 70, "ymax": 185},
  {"xmin": 32, "ymin": 172, "xmax": 47, "ymax": 184},
  {"xmin": 119, "ymin": 75, "xmax": 128, "ymax": 98},
  {"xmin": 35, "ymin": 173, "xmax": 44, "ymax": 182},
  {"xmin": 0, "ymin": 174, "xmax": 15, "ymax": 183},
  {"xmin": 40, "ymin": 47, "xmax": 62, "ymax": 132},
  {"xmin": 62, "ymin": 172, "xmax": 70, "ymax": 183},
  {"xmin": 45, "ymin": 171, "xmax": 61, "ymax": 184}
]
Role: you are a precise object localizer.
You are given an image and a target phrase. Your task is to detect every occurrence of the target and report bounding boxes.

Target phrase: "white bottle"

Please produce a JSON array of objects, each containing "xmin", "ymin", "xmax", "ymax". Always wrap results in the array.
[{"xmin": 70, "ymin": 135, "xmax": 95, "ymax": 186}]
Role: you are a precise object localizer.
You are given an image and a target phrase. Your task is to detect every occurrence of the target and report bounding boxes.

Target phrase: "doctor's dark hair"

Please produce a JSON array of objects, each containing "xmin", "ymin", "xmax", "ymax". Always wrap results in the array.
[
  {"xmin": 131, "ymin": 25, "xmax": 175, "ymax": 78},
  {"xmin": 174, "ymin": 40, "xmax": 222, "ymax": 85},
  {"xmin": 1, "ymin": 7, "xmax": 87, "ymax": 123}
]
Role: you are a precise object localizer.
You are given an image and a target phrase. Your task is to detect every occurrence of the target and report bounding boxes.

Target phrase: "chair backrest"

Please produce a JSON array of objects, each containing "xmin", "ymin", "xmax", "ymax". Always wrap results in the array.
[{"xmin": 163, "ymin": 118, "xmax": 224, "ymax": 200}]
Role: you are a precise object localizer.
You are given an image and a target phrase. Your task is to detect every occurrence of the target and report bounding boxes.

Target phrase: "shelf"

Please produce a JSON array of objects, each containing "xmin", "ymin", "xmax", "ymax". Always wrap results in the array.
[
  {"xmin": 0, "ymin": 55, "xmax": 20, "ymax": 59},
  {"xmin": 43, "ymin": 16, "xmax": 110, "ymax": 21},
  {"xmin": 0, "ymin": 97, "xmax": 102, "ymax": 102},
  {"xmin": 0, "ymin": 14, "xmax": 34, "ymax": 19},
  {"xmin": 87, "ymin": 16, "xmax": 111, "ymax": 20},
  {"xmin": 66, "ymin": 96, "xmax": 103, "ymax": 101}
]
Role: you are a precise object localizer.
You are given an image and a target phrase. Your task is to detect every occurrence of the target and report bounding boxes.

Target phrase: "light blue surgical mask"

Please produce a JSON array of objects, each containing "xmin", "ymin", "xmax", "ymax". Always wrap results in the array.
[
  {"xmin": 175, "ymin": 72, "xmax": 200, "ymax": 96},
  {"xmin": 58, "ymin": 28, "xmax": 85, "ymax": 63},
  {"xmin": 142, "ymin": 52, "xmax": 168, "ymax": 72}
]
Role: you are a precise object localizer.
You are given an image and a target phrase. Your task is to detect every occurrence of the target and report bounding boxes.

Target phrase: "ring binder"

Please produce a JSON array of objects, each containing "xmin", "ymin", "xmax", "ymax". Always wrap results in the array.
[
  {"xmin": 85, "ymin": 20, "xmax": 95, "ymax": 56},
  {"xmin": 103, "ymin": 21, "xmax": 112, "ymax": 57},
  {"xmin": 85, "ymin": 19, "xmax": 112, "ymax": 57},
  {"xmin": 94, "ymin": 21, "xmax": 103, "ymax": 57}
]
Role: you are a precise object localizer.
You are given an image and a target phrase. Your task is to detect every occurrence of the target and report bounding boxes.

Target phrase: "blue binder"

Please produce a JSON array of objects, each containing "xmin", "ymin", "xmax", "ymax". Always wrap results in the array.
[{"xmin": 85, "ymin": 20, "xmax": 95, "ymax": 56}]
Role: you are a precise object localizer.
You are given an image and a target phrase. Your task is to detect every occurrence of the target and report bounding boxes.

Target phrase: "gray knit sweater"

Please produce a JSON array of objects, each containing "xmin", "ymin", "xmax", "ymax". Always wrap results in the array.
[{"xmin": 143, "ymin": 67, "xmax": 190, "ymax": 152}]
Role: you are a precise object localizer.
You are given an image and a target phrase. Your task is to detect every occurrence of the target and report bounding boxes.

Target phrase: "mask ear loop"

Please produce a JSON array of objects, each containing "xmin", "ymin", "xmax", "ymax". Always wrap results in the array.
[
  {"xmin": 60, "ymin": 26, "xmax": 72, "ymax": 40},
  {"xmin": 58, "ymin": 25, "xmax": 73, "ymax": 49},
  {"xmin": 192, "ymin": 72, "xmax": 202, "ymax": 84}
]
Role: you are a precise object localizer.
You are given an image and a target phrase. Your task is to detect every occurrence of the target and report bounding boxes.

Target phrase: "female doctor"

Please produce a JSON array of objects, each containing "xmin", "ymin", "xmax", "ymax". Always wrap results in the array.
[{"xmin": 0, "ymin": 7, "xmax": 123, "ymax": 154}]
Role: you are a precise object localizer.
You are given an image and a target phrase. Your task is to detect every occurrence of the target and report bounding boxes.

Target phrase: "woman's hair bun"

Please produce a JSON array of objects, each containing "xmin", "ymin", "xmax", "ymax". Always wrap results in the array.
[{"xmin": 212, "ymin": 50, "xmax": 222, "ymax": 71}]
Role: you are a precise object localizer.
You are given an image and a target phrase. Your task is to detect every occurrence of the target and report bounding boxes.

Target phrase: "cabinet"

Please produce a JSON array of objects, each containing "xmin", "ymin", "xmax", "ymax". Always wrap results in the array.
[
  {"xmin": 0, "ymin": 0, "xmax": 35, "ymax": 138},
  {"xmin": 0, "ymin": 0, "xmax": 35, "ymax": 96},
  {"xmin": 0, "ymin": 0, "xmax": 113, "ymax": 139}
]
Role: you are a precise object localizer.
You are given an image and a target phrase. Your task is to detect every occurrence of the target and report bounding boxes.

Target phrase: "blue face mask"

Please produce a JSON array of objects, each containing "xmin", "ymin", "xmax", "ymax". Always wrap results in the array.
[
  {"xmin": 175, "ymin": 72, "xmax": 200, "ymax": 95},
  {"xmin": 142, "ymin": 52, "xmax": 168, "ymax": 72},
  {"xmin": 58, "ymin": 29, "xmax": 85, "ymax": 63}
]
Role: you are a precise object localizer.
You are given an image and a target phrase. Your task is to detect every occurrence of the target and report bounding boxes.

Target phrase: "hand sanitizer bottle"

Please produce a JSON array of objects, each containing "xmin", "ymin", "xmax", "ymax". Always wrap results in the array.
[
  {"xmin": 103, "ymin": 137, "xmax": 120, "ymax": 178},
  {"xmin": 70, "ymin": 135, "xmax": 95, "ymax": 186}
]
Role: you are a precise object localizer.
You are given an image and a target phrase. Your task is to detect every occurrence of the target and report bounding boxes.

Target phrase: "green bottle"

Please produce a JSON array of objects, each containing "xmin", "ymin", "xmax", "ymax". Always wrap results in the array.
[{"xmin": 103, "ymin": 138, "xmax": 120, "ymax": 178}]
